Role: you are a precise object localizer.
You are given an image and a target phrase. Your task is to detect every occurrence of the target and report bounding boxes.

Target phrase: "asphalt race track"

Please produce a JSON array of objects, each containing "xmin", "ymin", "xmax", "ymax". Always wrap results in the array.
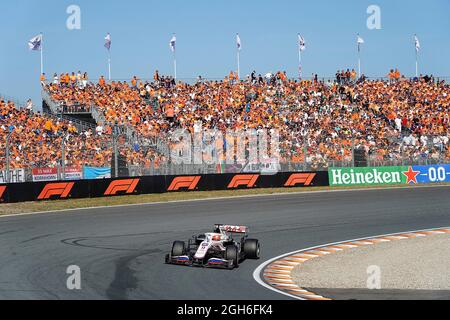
[{"xmin": 0, "ymin": 186, "xmax": 449, "ymax": 300}]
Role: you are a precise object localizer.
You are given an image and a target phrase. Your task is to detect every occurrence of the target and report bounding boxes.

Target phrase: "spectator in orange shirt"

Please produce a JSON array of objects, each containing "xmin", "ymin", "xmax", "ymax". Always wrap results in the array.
[
  {"xmin": 99, "ymin": 76, "xmax": 106, "ymax": 86},
  {"xmin": 131, "ymin": 76, "xmax": 139, "ymax": 89},
  {"xmin": 40, "ymin": 73, "xmax": 46, "ymax": 84}
]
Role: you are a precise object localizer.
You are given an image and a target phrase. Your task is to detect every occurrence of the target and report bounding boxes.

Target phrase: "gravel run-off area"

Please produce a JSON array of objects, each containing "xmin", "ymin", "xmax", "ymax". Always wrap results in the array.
[{"xmin": 292, "ymin": 233, "xmax": 450, "ymax": 290}]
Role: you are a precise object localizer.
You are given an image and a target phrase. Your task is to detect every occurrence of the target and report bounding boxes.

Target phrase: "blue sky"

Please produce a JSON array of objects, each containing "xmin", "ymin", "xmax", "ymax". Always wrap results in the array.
[{"xmin": 1, "ymin": 0, "xmax": 449, "ymax": 106}]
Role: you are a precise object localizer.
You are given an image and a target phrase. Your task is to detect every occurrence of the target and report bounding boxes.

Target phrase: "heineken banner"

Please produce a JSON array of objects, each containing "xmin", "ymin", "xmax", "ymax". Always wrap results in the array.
[
  {"xmin": 329, "ymin": 164, "xmax": 450, "ymax": 187},
  {"xmin": 413, "ymin": 164, "xmax": 450, "ymax": 184}
]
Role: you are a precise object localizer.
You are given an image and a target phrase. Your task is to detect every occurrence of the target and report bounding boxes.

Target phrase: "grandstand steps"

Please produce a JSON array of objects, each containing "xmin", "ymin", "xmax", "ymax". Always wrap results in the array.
[
  {"xmin": 42, "ymin": 99, "xmax": 96, "ymax": 132},
  {"xmin": 41, "ymin": 87, "xmax": 158, "ymax": 150}
]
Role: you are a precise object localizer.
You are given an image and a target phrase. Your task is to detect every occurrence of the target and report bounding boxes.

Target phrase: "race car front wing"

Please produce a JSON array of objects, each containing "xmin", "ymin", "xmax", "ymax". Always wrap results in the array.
[{"xmin": 165, "ymin": 254, "xmax": 234, "ymax": 269}]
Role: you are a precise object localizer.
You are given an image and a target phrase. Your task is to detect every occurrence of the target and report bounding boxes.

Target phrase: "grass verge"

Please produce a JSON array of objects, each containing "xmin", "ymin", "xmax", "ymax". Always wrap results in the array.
[{"xmin": 0, "ymin": 183, "xmax": 448, "ymax": 216}]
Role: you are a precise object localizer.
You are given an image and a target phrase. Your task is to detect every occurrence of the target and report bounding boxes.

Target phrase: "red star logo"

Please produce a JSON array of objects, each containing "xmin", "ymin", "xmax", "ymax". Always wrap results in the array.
[{"xmin": 402, "ymin": 167, "xmax": 420, "ymax": 184}]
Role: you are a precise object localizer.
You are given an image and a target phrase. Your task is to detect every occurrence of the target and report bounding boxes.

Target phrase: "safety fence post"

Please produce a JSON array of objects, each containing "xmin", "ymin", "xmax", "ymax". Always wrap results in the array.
[{"xmin": 5, "ymin": 132, "xmax": 11, "ymax": 183}]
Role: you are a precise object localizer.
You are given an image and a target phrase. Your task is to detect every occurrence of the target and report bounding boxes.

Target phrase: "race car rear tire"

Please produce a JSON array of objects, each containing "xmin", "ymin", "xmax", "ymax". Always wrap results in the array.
[
  {"xmin": 243, "ymin": 239, "xmax": 260, "ymax": 259},
  {"xmin": 172, "ymin": 241, "xmax": 186, "ymax": 256},
  {"xmin": 225, "ymin": 245, "xmax": 239, "ymax": 268}
]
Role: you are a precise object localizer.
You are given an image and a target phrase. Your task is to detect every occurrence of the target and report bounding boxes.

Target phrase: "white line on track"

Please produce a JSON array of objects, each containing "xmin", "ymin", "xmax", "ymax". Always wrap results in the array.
[
  {"xmin": 253, "ymin": 226, "xmax": 450, "ymax": 300},
  {"xmin": 1, "ymin": 184, "xmax": 448, "ymax": 220}
]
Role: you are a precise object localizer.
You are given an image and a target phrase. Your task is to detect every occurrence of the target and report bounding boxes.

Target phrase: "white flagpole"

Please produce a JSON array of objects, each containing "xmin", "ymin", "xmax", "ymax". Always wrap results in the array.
[
  {"xmin": 40, "ymin": 32, "xmax": 44, "ymax": 75},
  {"xmin": 299, "ymin": 49, "xmax": 302, "ymax": 80},
  {"xmin": 414, "ymin": 35, "xmax": 420, "ymax": 78},
  {"xmin": 108, "ymin": 50, "xmax": 111, "ymax": 81},
  {"xmin": 298, "ymin": 34, "xmax": 302, "ymax": 80},
  {"xmin": 416, "ymin": 50, "xmax": 418, "ymax": 78},
  {"xmin": 358, "ymin": 53, "xmax": 361, "ymax": 78},
  {"xmin": 172, "ymin": 34, "xmax": 177, "ymax": 81},
  {"xmin": 415, "ymin": 37, "xmax": 418, "ymax": 78},
  {"xmin": 237, "ymin": 49, "xmax": 240, "ymax": 80},
  {"xmin": 237, "ymin": 34, "xmax": 241, "ymax": 79},
  {"xmin": 104, "ymin": 33, "xmax": 111, "ymax": 81},
  {"xmin": 174, "ymin": 50, "xmax": 177, "ymax": 81},
  {"xmin": 358, "ymin": 40, "xmax": 361, "ymax": 78}
]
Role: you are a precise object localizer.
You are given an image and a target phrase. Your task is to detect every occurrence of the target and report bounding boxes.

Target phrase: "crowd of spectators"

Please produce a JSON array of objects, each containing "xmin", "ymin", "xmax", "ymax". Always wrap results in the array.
[
  {"xmin": 0, "ymin": 99, "xmax": 162, "ymax": 170},
  {"xmin": 1, "ymin": 70, "xmax": 448, "ymax": 170},
  {"xmin": 42, "ymin": 70, "xmax": 449, "ymax": 169}
]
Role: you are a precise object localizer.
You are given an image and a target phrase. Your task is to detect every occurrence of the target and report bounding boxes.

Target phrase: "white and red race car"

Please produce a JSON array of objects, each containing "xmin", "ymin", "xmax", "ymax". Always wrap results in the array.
[{"xmin": 165, "ymin": 224, "xmax": 260, "ymax": 269}]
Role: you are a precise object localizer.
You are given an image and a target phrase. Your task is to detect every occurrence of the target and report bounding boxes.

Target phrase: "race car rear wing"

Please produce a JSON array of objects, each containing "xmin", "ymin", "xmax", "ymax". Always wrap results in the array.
[{"xmin": 220, "ymin": 225, "xmax": 248, "ymax": 234}]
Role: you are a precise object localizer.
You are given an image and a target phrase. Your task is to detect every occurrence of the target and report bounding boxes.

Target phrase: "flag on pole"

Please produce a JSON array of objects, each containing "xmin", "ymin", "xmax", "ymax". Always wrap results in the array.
[
  {"xmin": 298, "ymin": 35, "xmax": 306, "ymax": 52},
  {"xmin": 28, "ymin": 34, "xmax": 42, "ymax": 51},
  {"xmin": 357, "ymin": 35, "xmax": 365, "ymax": 78},
  {"xmin": 414, "ymin": 35, "xmax": 420, "ymax": 77},
  {"xmin": 170, "ymin": 34, "xmax": 177, "ymax": 53},
  {"xmin": 357, "ymin": 34, "xmax": 364, "ymax": 52},
  {"xmin": 298, "ymin": 34, "xmax": 306, "ymax": 80},
  {"xmin": 104, "ymin": 33, "xmax": 111, "ymax": 51},
  {"xmin": 29, "ymin": 33, "xmax": 44, "ymax": 75},
  {"xmin": 414, "ymin": 35, "xmax": 420, "ymax": 53},
  {"xmin": 170, "ymin": 34, "xmax": 177, "ymax": 79},
  {"xmin": 104, "ymin": 33, "xmax": 112, "ymax": 80},
  {"xmin": 237, "ymin": 34, "xmax": 242, "ymax": 51}
]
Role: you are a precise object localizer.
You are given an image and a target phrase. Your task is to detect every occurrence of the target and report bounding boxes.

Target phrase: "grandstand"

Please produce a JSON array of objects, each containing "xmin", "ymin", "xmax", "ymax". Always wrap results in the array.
[{"xmin": 1, "ymin": 71, "xmax": 449, "ymax": 181}]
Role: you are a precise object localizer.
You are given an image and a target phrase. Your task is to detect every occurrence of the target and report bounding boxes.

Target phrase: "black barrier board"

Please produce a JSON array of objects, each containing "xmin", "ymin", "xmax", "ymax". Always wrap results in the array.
[{"xmin": 0, "ymin": 171, "xmax": 329, "ymax": 203}]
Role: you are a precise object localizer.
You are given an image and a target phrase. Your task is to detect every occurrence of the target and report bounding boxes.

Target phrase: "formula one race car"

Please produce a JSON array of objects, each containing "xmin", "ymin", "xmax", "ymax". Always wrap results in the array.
[{"xmin": 165, "ymin": 225, "xmax": 260, "ymax": 269}]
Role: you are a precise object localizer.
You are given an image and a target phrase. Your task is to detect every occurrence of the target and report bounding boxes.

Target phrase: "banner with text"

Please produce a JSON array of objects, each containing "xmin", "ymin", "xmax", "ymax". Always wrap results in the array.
[
  {"xmin": 0, "ymin": 169, "xmax": 26, "ymax": 184},
  {"xmin": 412, "ymin": 164, "xmax": 450, "ymax": 184},
  {"xmin": 32, "ymin": 168, "xmax": 58, "ymax": 182},
  {"xmin": 329, "ymin": 165, "xmax": 450, "ymax": 186},
  {"xmin": 63, "ymin": 167, "xmax": 83, "ymax": 180}
]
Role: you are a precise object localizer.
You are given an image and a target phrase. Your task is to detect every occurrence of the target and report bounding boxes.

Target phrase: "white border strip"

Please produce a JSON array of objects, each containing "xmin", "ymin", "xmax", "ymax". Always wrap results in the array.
[
  {"xmin": 1, "ymin": 184, "xmax": 448, "ymax": 219},
  {"xmin": 253, "ymin": 226, "xmax": 450, "ymax": 300}
]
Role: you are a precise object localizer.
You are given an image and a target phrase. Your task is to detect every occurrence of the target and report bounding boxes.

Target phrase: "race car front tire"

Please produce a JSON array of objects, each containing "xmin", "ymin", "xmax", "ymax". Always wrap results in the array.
[
  {"xmin": 172, "ymin": 241, "xmax": 186, "ymax": 256},
  {"xmin": 243, "ymin": 239, "xmax": 260, "ymax": 259},
  {"xmin": 225, "ymin": 245, "xmax": 239, "ymax": 268}
]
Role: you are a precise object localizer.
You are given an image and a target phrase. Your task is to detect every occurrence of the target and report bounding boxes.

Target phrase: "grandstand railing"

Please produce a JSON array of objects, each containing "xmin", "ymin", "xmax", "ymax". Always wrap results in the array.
[{"xmin": 41, "ymin": 88, "xmax": 60, "ymax": 114}]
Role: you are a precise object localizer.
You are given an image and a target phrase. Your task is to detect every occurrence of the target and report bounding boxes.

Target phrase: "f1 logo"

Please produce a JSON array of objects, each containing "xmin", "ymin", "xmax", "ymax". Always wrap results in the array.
[
  {"xmin": 104, "ymin": 179, "xmax": 140, "ymax": 196},
  {"xmin": 0, "ymin": 186, "xmax": 6, "ymax": 200},
  {"xmin": 38, "ymin": 182, "xmax": 74, "ymax": 200},
  {"xmin": 168, "ymin": 176, "xmax": 201, "ymax": 191},
  {"xmin": 228, "ymin": 175, "xmax": 259, "ymax": 189},
  {"xmin": 284, "ymin": 173, "xmax": 316, "ymax": 187}
]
